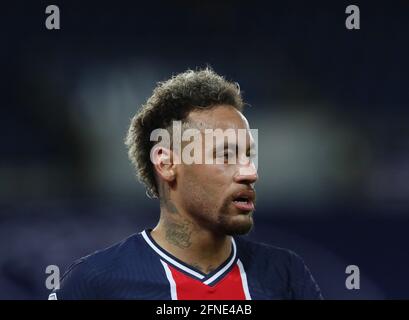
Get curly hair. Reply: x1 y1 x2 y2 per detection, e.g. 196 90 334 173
125 68 244 198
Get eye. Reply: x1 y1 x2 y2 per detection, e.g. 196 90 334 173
224 150 234 159
247 150 257 159
221 149 237 163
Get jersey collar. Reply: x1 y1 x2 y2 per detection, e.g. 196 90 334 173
140 229 238 286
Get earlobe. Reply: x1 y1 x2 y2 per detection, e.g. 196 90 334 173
160 167 176 183
165 170 176 181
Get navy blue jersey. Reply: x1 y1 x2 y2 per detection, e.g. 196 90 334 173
49 230 322 300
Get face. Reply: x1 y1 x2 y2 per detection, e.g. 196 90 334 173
175 105 258 236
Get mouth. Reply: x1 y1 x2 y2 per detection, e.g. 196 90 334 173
232 191 255 212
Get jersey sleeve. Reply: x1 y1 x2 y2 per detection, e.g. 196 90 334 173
288 251 323 300
48 259 99 300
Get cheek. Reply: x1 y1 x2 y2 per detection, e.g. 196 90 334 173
180 165 232 203
197 164 231 189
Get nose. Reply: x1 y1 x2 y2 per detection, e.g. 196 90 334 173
234 162 258 186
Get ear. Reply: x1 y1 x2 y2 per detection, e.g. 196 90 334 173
151 146 177 183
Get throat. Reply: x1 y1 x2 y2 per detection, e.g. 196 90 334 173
191 263 216 275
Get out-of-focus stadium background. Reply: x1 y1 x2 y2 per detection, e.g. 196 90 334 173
1 1 408 299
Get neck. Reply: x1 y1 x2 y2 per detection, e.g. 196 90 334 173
150 204 232 274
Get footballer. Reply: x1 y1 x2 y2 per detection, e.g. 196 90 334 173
50 68 322 300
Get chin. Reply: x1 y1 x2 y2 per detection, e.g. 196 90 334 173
219 214 254 236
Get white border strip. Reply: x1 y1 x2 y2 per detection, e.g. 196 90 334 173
142 230 204 279
160 260 178 300
203 238 237 285
237 259 252 300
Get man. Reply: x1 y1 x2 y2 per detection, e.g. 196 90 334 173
50 68 322 299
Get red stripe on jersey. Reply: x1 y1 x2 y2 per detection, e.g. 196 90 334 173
167 263 246 300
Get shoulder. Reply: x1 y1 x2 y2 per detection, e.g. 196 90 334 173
235 236 298 265
235 237 323 299
69 232 144 275
50 232 146 299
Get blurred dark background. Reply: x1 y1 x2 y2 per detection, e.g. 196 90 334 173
1 0 408 299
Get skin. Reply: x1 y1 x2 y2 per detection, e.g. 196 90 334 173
150 105 258 274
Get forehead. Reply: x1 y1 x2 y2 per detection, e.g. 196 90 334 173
187 105 250 131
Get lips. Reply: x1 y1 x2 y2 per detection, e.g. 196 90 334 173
232 190 256 212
